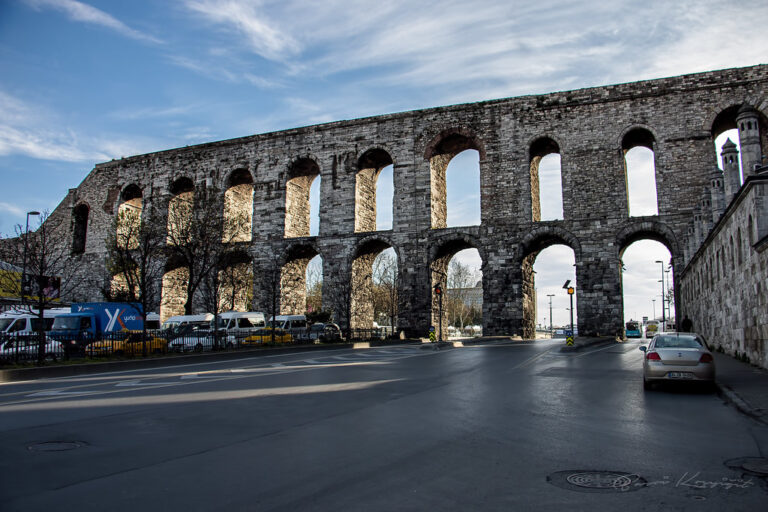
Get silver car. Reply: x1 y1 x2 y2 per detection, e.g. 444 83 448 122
639 333 716 390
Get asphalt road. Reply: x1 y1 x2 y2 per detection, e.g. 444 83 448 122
1 340 766 511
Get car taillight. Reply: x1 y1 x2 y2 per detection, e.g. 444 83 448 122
646 351 661 361
699 353 713 363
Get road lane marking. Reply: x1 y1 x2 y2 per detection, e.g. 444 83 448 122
115 380 178 387
27 390 96 397
3 346 434 407
513 347 556 369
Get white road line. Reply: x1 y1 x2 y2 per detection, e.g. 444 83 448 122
27 390 95 397
575 343 622 358
513 347 555 369
115 380 178 387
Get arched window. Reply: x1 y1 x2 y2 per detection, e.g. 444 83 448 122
355 149 393 232
622 128 658 217
426 131 482 229
117 184 143 250
737 228 743 264
72 203 89 254
530 137 563 221
167 178 194 245
350 241 398 329
223 169 253 242
160 263 189 321
729 235 735 272
218 251 253 311
285 158 320 238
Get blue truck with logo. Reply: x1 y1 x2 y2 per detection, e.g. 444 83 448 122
49 302 144 350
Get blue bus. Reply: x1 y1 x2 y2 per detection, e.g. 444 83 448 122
625 320 642 338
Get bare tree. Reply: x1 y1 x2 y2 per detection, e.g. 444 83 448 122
326 263 370 341
305 260 322 314
259 251 304 344
103 204 166 353
184 190 252 349
447 259 478 330
372 251 399 333
0 211 89 364
164 185 231 317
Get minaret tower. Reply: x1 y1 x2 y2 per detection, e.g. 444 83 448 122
736 104 763 177
709 167 725 222
721 138 741 204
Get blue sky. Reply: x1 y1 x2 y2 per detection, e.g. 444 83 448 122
1 0 765 327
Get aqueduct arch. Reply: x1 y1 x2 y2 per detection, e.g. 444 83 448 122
52 65 768 338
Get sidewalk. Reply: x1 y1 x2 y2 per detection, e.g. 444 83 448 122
713 352 768 425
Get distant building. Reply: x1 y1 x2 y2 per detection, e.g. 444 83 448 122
447 280 483 308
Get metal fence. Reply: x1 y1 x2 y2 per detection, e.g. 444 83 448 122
0 326 366 366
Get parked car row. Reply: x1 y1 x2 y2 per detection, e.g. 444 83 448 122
1 308 352 364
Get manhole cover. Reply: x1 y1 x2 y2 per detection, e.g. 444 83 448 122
725 457 768 477
742 460 768 476
548 470 646 493
28 441 86 452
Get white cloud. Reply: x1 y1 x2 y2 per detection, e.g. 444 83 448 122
0 202 24 217
647 1 768 78
184 0 299 60
0 90 170 163
176 0 767 112
109 104 198 121
25 0 162 44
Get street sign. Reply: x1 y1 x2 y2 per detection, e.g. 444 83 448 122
566 336 574 346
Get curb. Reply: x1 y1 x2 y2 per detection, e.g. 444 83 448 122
716 382 768 426
0 343 354 383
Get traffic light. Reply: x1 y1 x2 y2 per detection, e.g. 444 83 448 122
434 283 443 296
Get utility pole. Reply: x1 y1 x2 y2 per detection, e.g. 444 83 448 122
547 294 554 337
655 260 666 332
562 280 574 346
665 268 672 325
21 210 40 303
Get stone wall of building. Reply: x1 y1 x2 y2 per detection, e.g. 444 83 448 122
44 65 768 338
679 171 768 369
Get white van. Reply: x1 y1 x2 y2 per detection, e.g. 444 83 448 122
0 308 70 336
162 313 214 332
269 315 308 339
213 311 266 341
145 312 161 330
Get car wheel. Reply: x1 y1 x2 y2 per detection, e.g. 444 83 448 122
643 378 652 391
194 343 203 353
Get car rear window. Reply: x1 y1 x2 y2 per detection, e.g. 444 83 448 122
655 336 703 349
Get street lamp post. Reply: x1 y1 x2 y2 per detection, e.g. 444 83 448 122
21 211 40 303
655 260 666 332
547 294 554 337
665 268 672 324
652 299 656 320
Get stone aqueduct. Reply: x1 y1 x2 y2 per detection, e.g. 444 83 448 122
55 65 768 338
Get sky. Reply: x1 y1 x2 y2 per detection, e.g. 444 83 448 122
1 0 765 327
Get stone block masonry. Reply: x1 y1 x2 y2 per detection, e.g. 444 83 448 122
45 65 768 339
